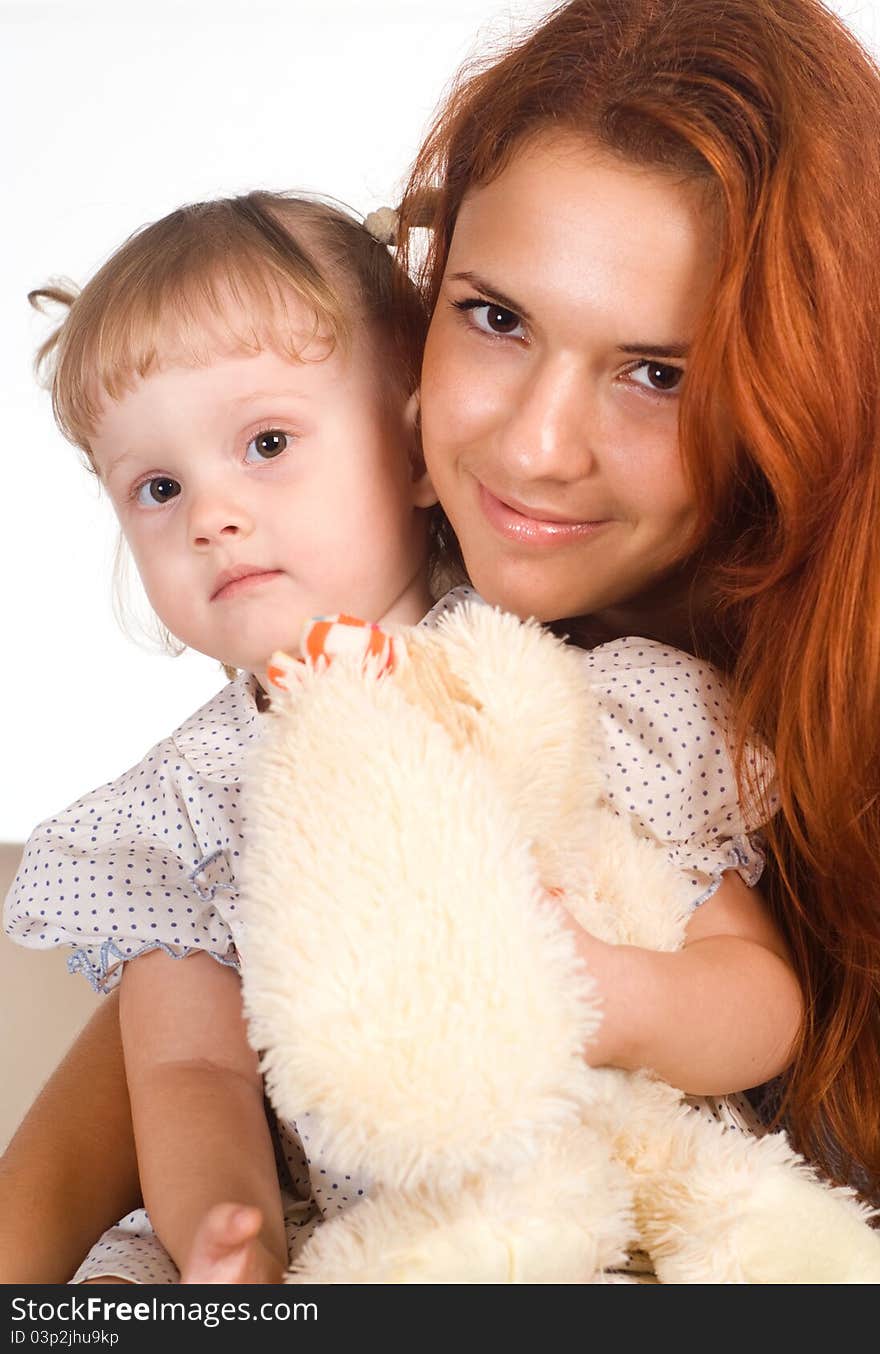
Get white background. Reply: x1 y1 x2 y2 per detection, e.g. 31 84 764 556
2 0 878 842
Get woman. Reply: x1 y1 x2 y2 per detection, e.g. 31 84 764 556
3 0 878 1283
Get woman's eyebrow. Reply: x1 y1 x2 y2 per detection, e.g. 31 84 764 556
617 341 690 359
446 271 533 323
448 272 689 357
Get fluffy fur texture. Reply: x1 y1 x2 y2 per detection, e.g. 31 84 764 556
241 603 880 1283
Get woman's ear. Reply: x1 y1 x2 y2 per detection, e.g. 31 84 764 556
405 389 438 508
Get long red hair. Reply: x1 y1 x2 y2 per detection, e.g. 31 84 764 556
398 0 880 1193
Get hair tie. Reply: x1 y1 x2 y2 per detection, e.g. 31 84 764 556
363 206 399 246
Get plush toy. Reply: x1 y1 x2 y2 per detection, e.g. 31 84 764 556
240 603 880 1283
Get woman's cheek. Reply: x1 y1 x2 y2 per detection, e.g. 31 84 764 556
424 313 487 407
422 335 466 422
446 361 512 458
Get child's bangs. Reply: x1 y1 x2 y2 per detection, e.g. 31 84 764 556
54 232 349 451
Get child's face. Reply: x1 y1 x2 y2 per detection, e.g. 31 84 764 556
420 131 718 630
90 323 436 677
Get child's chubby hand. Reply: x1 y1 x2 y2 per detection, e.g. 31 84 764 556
180 1204 284 1285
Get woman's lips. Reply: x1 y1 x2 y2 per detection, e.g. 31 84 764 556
478 482 609 544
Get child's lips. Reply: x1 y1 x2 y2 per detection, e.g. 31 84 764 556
211 566 283 601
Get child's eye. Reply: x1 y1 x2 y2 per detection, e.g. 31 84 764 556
625 361 684 397
135 476 181 507
245 429 289 462
452 298 526 340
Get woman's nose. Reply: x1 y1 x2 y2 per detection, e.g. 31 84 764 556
499 354 598 483
189 491 255 548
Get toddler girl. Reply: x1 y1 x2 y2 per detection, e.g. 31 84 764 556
6 190 441 1282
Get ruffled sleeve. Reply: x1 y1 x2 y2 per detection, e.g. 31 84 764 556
582 638 777 908
3 675 260 992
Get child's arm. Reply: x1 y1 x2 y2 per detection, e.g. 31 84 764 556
0 991 141 1284
120 949 286 1283
560 871 803 1094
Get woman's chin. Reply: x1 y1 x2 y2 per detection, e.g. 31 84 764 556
465 568 593 626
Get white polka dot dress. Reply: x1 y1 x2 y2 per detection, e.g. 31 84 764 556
4 675 260 988
580 635 775 908
4 587 776 1283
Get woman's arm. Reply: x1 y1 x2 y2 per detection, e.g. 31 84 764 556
120 949 286 1282
0 991 141 1284
560 871 803 1094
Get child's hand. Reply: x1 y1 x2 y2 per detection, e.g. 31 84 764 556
547 871 803 1093
180 1203 284 1285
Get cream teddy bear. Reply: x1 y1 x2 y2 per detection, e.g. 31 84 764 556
240 603 880 1283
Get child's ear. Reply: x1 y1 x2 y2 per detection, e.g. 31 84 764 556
404 389 438 508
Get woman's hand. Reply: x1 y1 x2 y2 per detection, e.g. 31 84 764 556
0 992 141 1284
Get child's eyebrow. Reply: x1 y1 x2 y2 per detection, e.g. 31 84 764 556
447 270 690 358
226 388 313 406
100 448 139 482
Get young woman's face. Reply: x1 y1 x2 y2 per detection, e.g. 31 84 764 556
420 132 718 630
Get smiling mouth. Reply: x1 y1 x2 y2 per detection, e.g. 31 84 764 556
478 483 609 544
211 570 284 601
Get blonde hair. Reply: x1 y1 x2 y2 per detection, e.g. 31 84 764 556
31 190 425 467
30 191 428 666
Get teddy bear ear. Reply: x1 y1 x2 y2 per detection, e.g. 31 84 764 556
300 615 405 676
265 650 305 692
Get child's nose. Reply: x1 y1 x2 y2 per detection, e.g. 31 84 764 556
189 493 255 548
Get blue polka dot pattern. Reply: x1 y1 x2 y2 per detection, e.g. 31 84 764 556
3 673 262 991
578 636 776 907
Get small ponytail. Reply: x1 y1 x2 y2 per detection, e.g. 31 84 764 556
28 282 79 385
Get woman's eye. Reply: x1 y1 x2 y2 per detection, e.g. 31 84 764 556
245 429 289 462
627 361 684 396
454 299 526 340
135 476 181 507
